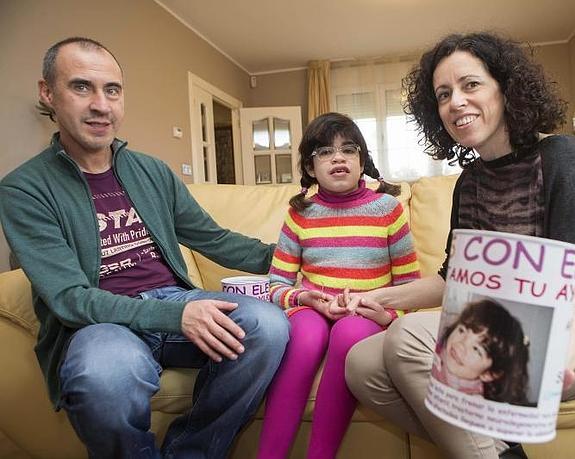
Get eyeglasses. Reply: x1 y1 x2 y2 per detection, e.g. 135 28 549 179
310 144 361 162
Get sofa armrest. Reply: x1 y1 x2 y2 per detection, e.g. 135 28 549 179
0 269 37 335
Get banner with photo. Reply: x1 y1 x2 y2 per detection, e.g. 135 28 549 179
425 230 575 443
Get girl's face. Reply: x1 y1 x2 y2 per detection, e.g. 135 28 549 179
432 50 511 161
444 323 496 382
307 134 363 195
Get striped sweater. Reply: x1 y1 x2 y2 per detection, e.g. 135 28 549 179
269 181 420 314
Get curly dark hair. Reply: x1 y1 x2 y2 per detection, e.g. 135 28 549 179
403 32 567 167
289 112 400 211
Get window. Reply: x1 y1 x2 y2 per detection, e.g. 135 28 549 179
331 62 460 182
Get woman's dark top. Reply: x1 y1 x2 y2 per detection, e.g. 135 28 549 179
439 135 575 279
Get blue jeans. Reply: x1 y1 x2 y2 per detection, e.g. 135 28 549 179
58 286 289 459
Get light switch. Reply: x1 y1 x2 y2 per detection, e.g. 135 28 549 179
181 164 193 176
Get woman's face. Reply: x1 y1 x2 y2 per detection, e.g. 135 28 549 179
432 50 511 160
444 324 495 381
307 134 363 195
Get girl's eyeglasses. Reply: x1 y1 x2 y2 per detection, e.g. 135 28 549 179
311 144 361 162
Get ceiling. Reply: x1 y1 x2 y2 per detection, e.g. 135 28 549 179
155 0 575 75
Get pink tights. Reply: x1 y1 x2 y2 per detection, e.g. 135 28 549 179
257 309 382 459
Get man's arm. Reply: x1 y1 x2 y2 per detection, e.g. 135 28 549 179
0 183 185 333
170 175 275 273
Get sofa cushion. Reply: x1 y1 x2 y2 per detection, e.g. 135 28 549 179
0 269 37 335
179 244 204 288
185 182 411 291
186 183 300 290
409 174 459 277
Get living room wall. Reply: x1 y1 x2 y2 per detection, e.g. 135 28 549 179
252 42 575 138
0 0 253 272
571 34 575 134
248 69 308 127
0 0 573 272
533 42 574 134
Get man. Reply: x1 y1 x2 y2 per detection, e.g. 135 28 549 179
0 37 289 458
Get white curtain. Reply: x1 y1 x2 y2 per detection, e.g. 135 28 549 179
331 60 460 182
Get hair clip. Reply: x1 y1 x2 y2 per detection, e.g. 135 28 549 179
523 335 530 347
377 176 386 183
300 187 308 195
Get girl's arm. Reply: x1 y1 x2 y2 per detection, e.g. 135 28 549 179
387 201 421 286
269 212 335 309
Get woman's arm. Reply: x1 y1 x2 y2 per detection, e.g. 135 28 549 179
365 274 445 311
344 274 445 326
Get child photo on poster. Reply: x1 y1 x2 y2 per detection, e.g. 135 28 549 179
431 296 552 407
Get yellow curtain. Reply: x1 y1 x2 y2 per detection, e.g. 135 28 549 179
307 60 331 123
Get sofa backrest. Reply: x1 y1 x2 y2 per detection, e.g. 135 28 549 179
0 175 456 335
408 174 458 277
185 181 413 291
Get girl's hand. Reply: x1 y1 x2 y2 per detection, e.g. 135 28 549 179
299 290 346 320
298 290 336 315
334 288 365 315
325 296 350 320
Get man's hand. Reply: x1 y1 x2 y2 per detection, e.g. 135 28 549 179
181 300 245 363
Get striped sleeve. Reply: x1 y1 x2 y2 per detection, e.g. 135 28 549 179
386 200 421 286
269 210 306 309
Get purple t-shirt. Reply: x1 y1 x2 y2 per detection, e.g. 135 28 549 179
85 169 179 296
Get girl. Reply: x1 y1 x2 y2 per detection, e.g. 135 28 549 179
345 32 575 459
257 112 420 458
432 299 529 405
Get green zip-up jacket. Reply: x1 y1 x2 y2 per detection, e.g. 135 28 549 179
0 135 274 407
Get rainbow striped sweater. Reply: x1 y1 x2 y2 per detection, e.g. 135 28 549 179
269 182 420 315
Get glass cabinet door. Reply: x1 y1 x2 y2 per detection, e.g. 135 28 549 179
240 107 302 186
275 154 293 183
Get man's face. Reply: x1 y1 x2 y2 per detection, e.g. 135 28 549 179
39 43 124 158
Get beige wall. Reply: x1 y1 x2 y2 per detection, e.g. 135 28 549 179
248 43 575 135
570 35 575 134
533 43 573 134
248 69 308 127
0 1 573 271
0 0 253 272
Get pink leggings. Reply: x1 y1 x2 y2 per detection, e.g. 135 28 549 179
257 309 382 459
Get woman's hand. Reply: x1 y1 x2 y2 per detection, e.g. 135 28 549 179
563 320 575 395
563 369 575 392
354 297 394 327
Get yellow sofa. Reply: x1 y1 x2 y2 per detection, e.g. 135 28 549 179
1 176 574 459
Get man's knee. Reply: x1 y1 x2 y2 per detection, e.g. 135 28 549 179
60 324 160 400
233 299 289 353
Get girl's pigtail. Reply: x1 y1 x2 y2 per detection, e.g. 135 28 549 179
363 154 402 196
289 176 314 211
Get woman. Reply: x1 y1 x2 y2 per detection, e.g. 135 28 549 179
344 32 575 459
